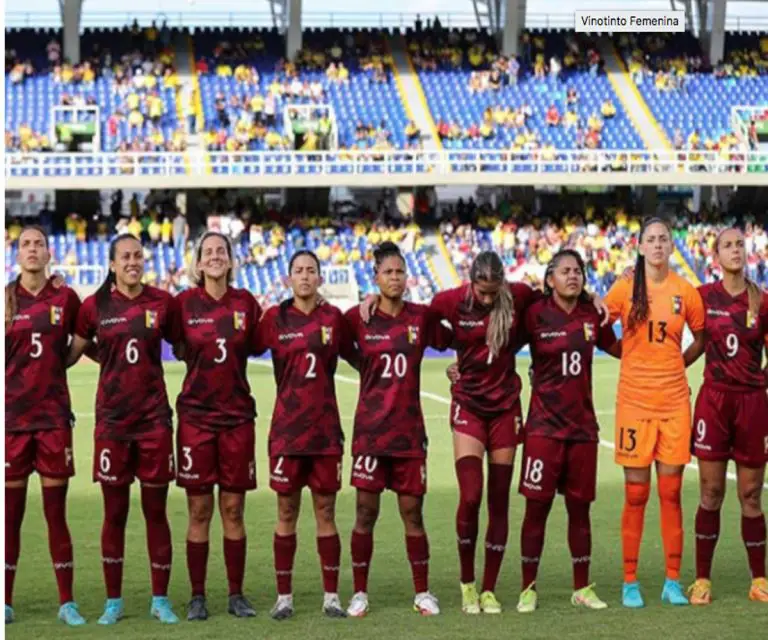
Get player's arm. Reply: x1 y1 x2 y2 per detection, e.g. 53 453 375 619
603 278 628 325
339 311 361 371
162 293 186 359
67 297 97 368
597 314 622 359
682 285 706 368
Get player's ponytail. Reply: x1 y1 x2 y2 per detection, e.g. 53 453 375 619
373 241 404 273
544 249 592 305
95 233 136 316
189 231 235 287
628 216 670 332
468 250 513 360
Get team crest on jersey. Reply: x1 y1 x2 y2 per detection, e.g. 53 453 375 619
407 325 420 344
145 310 158 328
671 296 682 315
583 322 595 341
50 305 63 326
233 311 246 330
746 310 757 329
321 326 333 345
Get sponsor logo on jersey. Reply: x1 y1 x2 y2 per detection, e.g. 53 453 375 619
321 325 333 345
145 310 158 328
540 331 567 339
234 311 246 330
583 322 594 341
458 320 484 328
101 316 127 326
707 309 730 317
279 331 305 341
50 305 63 325
188 317 214 325
12 314 31 322
407 325 419 344
364 334 390 341
671 295 682 315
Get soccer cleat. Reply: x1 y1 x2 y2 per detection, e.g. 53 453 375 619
346 592 369 618
480 590 502 614
270 594 294 621
516 584 537 613
661 579 689 606
228 594 256 618
187 595 208 621
571 584 608 610
622 582 645 608
322 593 347 618
749 577 768 603
58 602 87 626
5 605 14 624
151 596 180 623
97 598 124 625
460 582 480 615
413 592 440 616
687 579 712 606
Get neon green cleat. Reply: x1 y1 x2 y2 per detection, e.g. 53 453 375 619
516 583 537 614
479 590 501 614
460 583 480 615
571 584 608 610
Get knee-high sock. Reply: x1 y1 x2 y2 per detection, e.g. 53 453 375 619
565 496 592 590
520 499 553 589
621 481 650 583
742 514 767 579
42 485 74 604
186 540 209 597
482 463 513 593
658 475 684 580
274 533 297 595
224 537 247 596
101 484 130 599
317 534 341 594
694 506 720 580
5 485 28 607
455 456 483 585
406 534 430 594
350 530 373 593
141 485 172 597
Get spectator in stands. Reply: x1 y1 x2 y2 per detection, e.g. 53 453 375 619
545 105 561 127
600 98 616 119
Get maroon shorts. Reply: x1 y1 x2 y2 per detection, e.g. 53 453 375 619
692 386 768 468
269 454 342 495
350 454 426 496
177 421 256 493
5 429 75 481
518 435 598 503
93 429 175 486
450 399 522 451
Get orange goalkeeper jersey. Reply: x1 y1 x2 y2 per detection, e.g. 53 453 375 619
605 271 705 417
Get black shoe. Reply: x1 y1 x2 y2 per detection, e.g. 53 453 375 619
228 594 256 618
187 595 208 621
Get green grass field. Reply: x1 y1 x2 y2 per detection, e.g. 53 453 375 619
7 357 768 639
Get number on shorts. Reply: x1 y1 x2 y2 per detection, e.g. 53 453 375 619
305 353 317 379
182 446 193 472
380 353 407 379
125 338 139 364
453 403 462 423
561 351 582 377
524 457 544 484
354 455 378 474
99 448 111 473
696 419 707 443
725 333 739 358
30 332 43 359
619 427 638 452
214 338 227 363
273 456 285 476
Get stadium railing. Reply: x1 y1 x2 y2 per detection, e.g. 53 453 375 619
5 149 767 189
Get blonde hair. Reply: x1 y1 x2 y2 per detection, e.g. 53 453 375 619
467 251 514 359
189 231 236 286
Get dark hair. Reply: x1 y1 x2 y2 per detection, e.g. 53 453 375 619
628 216 672 332
467 250 514 359
95 234 142 314
543 249 591 305
373 241 404 273
6 225 50 330
192 231 234 287
715 226 763 320
289 249 321 274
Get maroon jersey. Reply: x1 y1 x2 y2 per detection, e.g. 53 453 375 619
5 280 81 433
345 302 452 459
430 282 536 418
699 282 768 391
522 297 617 441
176 286 261 430
75 285 182 440
256 301 356 456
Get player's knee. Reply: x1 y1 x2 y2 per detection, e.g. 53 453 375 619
221 501 245 527
400 504 424 532
277 499 299 526
625 482 651 507
355 502 379 531
314 499 336 525
738 483 762 515
699 483 725 511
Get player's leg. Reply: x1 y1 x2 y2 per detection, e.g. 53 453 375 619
736 464 767 602
185 490 214 620
397 491 438 616
309 456 344 617
690 460 726 605
348 480 382 617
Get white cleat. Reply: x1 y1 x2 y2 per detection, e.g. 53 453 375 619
347 592 370 618
270 594 294 621
322 593 347 618
414 592 440 616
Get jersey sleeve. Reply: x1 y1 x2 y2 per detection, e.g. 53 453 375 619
74 296 97 340
597 312 618 351
162 293 183 344
604 278 629 323
64 288 82 336
510 281 538 311
684 282 705 332
425 307 453 351
517 305 534 348
428 288 455 321
338 309 360 367
251 306 274 356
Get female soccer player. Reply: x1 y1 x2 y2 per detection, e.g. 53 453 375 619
68 233 182 625
515 250 620 613
255 250 358 620
5 226 87 626
604 217 705 608
687 227 768 605
175 232 259 621
345 242 452 617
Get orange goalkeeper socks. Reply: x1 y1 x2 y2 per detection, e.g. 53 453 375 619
658 474 684 580
622 481 650 583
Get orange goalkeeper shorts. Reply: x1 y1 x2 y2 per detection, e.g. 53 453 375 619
615 403 691 468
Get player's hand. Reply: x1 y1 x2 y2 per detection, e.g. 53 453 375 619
316 294 327 306
446 362 460 384
360 294 379 324
259 303 274 321
592 296 611 326
621 267 634 280
50 273 66 288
